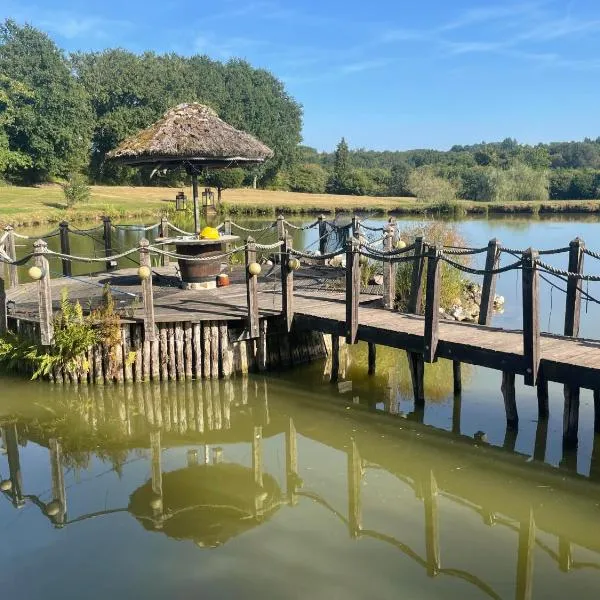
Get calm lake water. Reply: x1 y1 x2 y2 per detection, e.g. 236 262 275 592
2 213 600 598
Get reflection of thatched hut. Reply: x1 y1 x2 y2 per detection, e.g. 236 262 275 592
107 103 273 231
129 463 281 548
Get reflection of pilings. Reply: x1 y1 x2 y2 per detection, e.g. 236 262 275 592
558 537 572 572
423 469 440 577
49 438 66 525
150 430 162 498
407 352 424 407
515 508 535 600
252 426 263 488
5 424 24 507
286 418 298 506
452 393 462 435
533 418 547 462
347 439 362 539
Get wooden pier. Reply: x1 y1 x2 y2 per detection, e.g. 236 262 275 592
2 215 600 447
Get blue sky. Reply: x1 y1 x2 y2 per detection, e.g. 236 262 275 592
2 0 600 151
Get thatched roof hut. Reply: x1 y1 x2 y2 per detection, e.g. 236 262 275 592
106 102 274 168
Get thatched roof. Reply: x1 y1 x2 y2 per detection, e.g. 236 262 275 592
106 103 274 168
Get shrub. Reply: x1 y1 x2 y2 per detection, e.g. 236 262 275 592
62 172 91 207
408 167 457 204
287 163 328 193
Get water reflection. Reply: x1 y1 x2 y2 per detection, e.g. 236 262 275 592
1 378 600 598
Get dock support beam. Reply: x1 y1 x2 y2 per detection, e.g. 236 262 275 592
245 237 260 339
407 351 425 407
479 238 500 326
368 342 376 375
502 371 518 428
408 236 425 314
345 236 360 344
59 221 72 277
563 238 584 448
330 336 340 383
522 248 540 386
453 361 462 394
34 239 54 346
424 246 440 363
139 239 156 342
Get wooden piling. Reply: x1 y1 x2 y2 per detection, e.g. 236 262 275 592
192 323 201 378
138 239 156 343
407 351 425 407
367 342 376 375
0 273 6 335
219 323 233 378
150 330 160 381
318 214 327 263
330 335 340 383
522 248 540 386
479 238 500 326
175 323 185 380
594 390 600 434
168 325 176 380
424 246 440 363
345 236 360 344
210 323 219 378
281 234 294 332
276 215 285 258
34 240 54 346
501 371 518 428
408 236 426 315
453 361 462 394
245 237 260 339
183 322 193 379
382 223 396 309
102 216 115 271
159 217 169 266
59 221 72 277
563 386 580 449
159 326 168 381
122 325 133 382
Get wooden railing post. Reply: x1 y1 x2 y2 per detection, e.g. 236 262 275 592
345 236 360 344
102 216 115 272
318 214 327 263
478 238 500 326
245 237 260 339
408 236 426 314
4 226 18 288
564 237 584 337
281 233 294 332
34 239 54 346
383 224 396 309
59 221 72 277
424 245 440 363
159 217 169 267
224 217 232 236
522 248 540 386
276 215 285 264
0 272 6 335
139 238 156 342
351 215 359 239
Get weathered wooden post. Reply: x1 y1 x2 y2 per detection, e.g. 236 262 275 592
382 224 396 309
58 221 72 277
502 371 518 428
245 237 260 339
4 226 18 288
318 214 327 264
330 335 340 383
367 342 376 375
281 234 294 332
275 215 285 264
408 236 426 314
351 215 360 239
138 238 156 342
345 236 360 344
102 216 115 272
522 248 540 386
478 238 500 326
347 439 362 538
453 361 462 394
563 238 585 448
34 239 54 346
0 273 6 335
424 246 441 363
159 217 169 267
423 469 440 577
224 218 232 236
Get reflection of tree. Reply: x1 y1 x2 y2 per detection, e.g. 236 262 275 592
346 343 471 403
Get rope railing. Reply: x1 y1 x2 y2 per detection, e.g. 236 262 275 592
229 221 276 233
282 219 319 231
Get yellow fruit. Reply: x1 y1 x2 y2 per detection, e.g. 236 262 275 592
199 226 220 240
248 262 262 276
28 266 44 280
288 258 301 271
138 265 152 280
395 240 407 250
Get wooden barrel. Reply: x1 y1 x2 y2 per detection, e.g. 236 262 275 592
176 242 223 283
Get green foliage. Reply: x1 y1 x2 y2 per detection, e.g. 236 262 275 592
0 20 92 182
388 162 413 196
62 173 91 207
408 167 457 204
549 169 600 199
394 222 471 312
287 163 328 193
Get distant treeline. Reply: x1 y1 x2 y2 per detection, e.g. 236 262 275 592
1 19 599 203
0 20 301 187
275 138 600 202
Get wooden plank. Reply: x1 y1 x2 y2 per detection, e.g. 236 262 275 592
522 249 540 386
424 246 440 363
408 236 425 314
345 236 359 344
478 238 500 326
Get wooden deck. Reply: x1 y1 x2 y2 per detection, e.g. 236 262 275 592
7 265 600 390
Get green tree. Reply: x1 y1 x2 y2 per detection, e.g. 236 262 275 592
0 20 92 182
287 163 327 193
388 162 412 196
203 168 245 203
408 167 457 204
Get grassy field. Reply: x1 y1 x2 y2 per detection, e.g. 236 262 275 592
1 184 600 227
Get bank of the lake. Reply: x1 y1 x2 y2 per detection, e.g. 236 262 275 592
2 185 600 227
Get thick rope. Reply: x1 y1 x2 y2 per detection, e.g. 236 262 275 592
440 254 523 276
442 246 488 256
358 222 385 232
359 242 416 257
500 245 570 256
166 222 195 236
584 248 600 261
12 229 60 240
290 247 345 260
535 259 600 282
282 219 319 230
230 221 276 233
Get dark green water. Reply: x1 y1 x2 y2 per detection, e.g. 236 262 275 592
3 214 600 598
